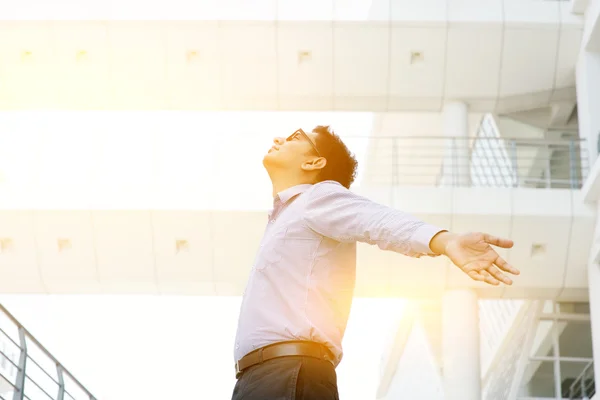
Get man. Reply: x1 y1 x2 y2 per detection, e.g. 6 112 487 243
232 126 519 400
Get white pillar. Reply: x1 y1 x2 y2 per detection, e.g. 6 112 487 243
442 101 470 187
442 290 481 400
576 51 600 169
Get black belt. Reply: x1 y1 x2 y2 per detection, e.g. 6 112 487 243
235 341 334 379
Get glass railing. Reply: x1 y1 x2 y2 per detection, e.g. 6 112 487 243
0 304 96 400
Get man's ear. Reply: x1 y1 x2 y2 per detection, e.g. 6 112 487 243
301 157 327 172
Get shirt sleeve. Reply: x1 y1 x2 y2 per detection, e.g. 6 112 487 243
303 181 446 257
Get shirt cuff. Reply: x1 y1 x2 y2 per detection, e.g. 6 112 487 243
411 224 447 255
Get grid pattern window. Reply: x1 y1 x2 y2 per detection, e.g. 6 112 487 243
471 115 517 188
516 302 595 400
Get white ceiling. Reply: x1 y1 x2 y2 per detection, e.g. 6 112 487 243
0 187 593 299
0 8 583 112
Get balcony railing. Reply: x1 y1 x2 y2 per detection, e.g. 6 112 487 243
0 304 96 400
358 136 588 189
568 361 595 400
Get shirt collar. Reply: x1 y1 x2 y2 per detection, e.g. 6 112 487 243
276 184 313 205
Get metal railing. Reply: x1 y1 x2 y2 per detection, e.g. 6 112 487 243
0 304 96 400
568 361 595 400
357 136 588 189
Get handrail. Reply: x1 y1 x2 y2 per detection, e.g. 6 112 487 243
568 360 595 399
0 303 96 400
354 135 586 144
362 134 589 189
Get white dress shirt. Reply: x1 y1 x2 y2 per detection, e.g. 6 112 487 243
233 180 444 366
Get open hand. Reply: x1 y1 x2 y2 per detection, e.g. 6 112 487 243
441 232 520 285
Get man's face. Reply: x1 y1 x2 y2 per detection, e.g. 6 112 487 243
263 129 321 172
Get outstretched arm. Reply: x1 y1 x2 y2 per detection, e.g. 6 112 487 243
304 182 520 286
303 181 445 258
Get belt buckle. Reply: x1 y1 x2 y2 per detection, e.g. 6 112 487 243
235 361 242 379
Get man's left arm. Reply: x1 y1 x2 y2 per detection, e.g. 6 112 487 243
304 182 520 286
303 181 446 258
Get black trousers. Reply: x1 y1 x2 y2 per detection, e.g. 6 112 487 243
231 356 339 400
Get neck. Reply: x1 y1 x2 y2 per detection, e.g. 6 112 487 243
268 170 313 198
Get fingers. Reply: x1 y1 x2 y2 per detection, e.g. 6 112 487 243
495 256 520 276
483 233 514 249
481 270 500 286
468 270 500 286
487 265 513 285
467 270 486 283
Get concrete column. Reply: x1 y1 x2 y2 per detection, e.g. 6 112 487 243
442 290 481 400
576 51 600 169
442 101 470 186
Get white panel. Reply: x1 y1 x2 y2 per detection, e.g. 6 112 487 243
389 26 446 98
334 0 390 21
152 211 215 295
277 23 333 107
0 212 43 293
445 26 502 98
212 212 263 295
550 86 577 102
508 216 570 291
165 22 222 110
334 24 389 96
0 0 108 19
51 22 111 109
500 28 559 96
503 286 561 299
554 28 583 88
109 22 167 109
111 0 276 20
469 98 498 113
0 22 55 109
392 187 454 214
563 216 595 288
34 211 99 292
277 0 334 20
559 1 585 27
503 0 560 25
220 22 277 109
512 188 572 217
387 97 443 110
452 188 512 215
556 288 588 302
93 211 157 291
496 90 553 114
390 0 447 23
448 0 502 22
